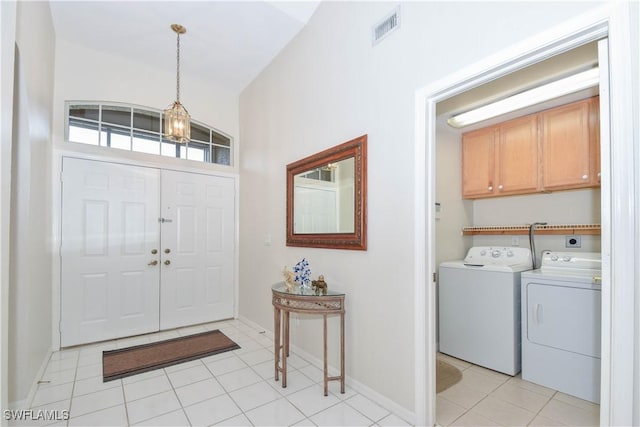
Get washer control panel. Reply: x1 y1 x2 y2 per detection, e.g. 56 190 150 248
464 246 532 267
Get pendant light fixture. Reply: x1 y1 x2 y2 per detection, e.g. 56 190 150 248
164 24 190 143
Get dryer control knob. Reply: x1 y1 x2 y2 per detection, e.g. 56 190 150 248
491 249 501 258
480 250 486 256
551 255 559 261
563 256 572 262
507 251 514 257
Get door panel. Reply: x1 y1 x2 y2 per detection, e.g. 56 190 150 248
526 282 601 358
160 170 235 329
497 115 539 194
61 158 161 347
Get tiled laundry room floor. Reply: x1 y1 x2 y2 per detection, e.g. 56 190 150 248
17 319 411 427
436 353 600 426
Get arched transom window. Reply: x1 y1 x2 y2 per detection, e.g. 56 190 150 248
66 102 232 166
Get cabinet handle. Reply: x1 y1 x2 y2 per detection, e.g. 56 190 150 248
498 184 503 190
582 174 589 180
597 172 601 178
488 186 493 191
147 260 158 266
164 260 171 266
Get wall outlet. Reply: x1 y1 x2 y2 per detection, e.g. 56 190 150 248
565 235 582 248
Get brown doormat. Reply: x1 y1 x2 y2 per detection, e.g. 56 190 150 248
436 359 463 393
103 329 240 382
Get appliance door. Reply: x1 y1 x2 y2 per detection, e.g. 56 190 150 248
525 282 601 358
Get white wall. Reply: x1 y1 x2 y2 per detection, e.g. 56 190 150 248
52 39 240 172
471 189 601 253
435 121 472 266
0 0 17 412
8 0 55 406
629 2 640 424
239 1 603 415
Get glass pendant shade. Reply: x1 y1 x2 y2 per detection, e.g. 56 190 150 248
164 24 190 143
164 101 190 143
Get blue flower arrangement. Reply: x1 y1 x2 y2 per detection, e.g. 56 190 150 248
293 258 311 288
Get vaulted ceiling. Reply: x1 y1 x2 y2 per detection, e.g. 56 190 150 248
49 1 320 94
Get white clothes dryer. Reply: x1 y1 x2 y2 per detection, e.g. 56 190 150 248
521 251 602 403
438 246 532 375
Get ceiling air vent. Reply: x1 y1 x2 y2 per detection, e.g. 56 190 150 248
372 6 400 46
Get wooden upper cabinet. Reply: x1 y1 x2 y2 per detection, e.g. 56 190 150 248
497 115 539 195
462 127 495 198
461 96 600 199
461 115 538 198
541 97 600 190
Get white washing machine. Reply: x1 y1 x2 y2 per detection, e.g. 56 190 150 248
521 251 601 403
438 246 532 375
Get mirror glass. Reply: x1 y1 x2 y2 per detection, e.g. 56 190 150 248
286 135 367 250
293 157 355 234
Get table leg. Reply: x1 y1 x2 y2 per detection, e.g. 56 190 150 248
285 311 290 358
283 310 289 388
340 311 345 393
274 306 280 381
323 313 328 396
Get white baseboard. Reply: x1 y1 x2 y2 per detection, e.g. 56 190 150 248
237 316 416 424
9 347 53 410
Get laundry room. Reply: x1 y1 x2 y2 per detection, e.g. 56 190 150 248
433 40 603 425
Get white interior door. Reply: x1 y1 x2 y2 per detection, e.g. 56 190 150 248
159 170 235 330
60 158 161 347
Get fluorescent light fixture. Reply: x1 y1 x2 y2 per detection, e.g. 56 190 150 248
447 67 599 128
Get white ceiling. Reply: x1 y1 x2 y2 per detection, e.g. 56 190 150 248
49 1 321 94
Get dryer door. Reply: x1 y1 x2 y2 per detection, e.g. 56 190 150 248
525 282 601 358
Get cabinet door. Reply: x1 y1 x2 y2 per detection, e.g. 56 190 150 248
589 97 601 185
541 98 595 190
497 115 539 195
462 127 496 198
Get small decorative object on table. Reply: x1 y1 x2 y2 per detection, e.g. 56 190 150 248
311 275 328 295
293 258 311 290
282 267 297 292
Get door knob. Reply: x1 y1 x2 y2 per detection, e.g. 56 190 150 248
151 249 158 254
164 260 171 265
164 248 171 254
148 260 158 266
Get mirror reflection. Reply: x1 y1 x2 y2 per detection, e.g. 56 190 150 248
286 134 367 250
293 157 355 234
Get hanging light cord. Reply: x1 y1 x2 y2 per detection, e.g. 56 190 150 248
175 30 181 103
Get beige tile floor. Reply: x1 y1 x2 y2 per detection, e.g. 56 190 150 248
436 353 600 426
13 319 411 427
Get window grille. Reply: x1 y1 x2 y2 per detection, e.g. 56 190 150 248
66 102 232 166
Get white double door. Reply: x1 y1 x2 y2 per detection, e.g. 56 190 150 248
60 157 235 347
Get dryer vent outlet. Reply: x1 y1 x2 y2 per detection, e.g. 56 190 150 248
565 235 582 248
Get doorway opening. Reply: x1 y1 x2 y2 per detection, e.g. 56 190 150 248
411 12 627 426
433 40 603 426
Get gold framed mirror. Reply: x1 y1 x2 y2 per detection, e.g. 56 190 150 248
286 135 367 250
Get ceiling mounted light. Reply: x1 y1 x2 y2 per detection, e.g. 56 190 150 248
164 24 190 143
447 67 600 129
